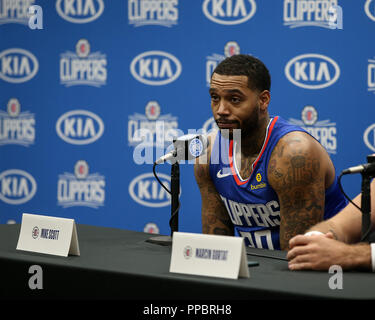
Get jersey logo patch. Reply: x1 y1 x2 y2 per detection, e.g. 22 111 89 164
216 169 231 178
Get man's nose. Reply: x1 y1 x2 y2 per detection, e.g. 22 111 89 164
216 100 230 116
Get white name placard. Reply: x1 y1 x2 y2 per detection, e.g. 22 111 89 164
16 213 80 257
169 232 249 279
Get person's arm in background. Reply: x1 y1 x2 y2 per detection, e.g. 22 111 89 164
287 180 375 271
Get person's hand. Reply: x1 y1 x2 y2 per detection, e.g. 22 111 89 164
287 233 352 271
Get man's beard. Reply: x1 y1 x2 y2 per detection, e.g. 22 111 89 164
240 104 260 139
216 104 260 141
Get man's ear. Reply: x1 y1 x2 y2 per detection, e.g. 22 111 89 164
258 90 270 111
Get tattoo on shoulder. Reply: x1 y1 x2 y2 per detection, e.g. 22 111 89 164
268 135 326 249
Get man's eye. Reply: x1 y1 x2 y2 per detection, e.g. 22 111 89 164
211 95 219 102
231 96 241 103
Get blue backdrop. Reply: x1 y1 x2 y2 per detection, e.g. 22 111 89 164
1 0 374 237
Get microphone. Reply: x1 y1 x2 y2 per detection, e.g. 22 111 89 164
155 134 209 165
341 156 375 176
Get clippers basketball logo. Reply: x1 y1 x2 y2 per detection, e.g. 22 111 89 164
0 98 35 146
32 226 39 239
57 160 105 208
130 51 181 85
368 58 375 94
283 0 341 28
202 0 256 25
183 246 193 259
364 124 375 152
0 0 35 25
56 109 104 145
206 42 240 87
60 39 107 87
365 0 375 22
289 106 337 154
129 172 178 208
285 53 340 89
128 0 178 27
0 169 37 205
56 0 104 23
143 222 160 234
128 101 178 148
0 48 38 83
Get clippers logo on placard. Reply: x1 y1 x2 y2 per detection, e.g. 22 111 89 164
0 48 38 83
0 169 37 205
56 0 104 23
285 53 340 89
128 0 178 27
202 0 256 25
56 109 104 145
32 226 39 239
289 106 337 154
206 42 241 87
130 51 181 85
183 246 193 259
0 98 35 146
60 39 107 87
57 160 105 208
0 0 35 25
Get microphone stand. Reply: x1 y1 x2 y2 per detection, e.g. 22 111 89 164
170 162 180 235
361 173 372 241
361 155 375 241
146 161 180 246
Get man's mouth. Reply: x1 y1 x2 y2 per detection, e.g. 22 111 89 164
216 120 238 129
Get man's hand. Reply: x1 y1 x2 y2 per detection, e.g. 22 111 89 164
287 233 372 271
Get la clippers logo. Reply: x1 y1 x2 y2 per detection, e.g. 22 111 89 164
364 124 375 152
32 226 39 239
0 48 39 83
0 98 35 146
56 109 104 145
0 0 35 25
128 101 178 148
206 41 241 86
130 51 182 85
202 0 256 25
285 53 340 89
56 0 104 23
289 106 337 154
183 246 193 259
128 0 178 27
283 0 342 29
129 172 179 207
57 160 105 208
60 39 107 87
365 0 375 22
0 169 37 205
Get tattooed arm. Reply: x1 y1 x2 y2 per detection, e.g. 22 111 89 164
194 134 234 236
268 131 335 250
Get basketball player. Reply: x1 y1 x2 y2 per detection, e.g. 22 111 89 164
194 54 348 250
288 179 375 271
